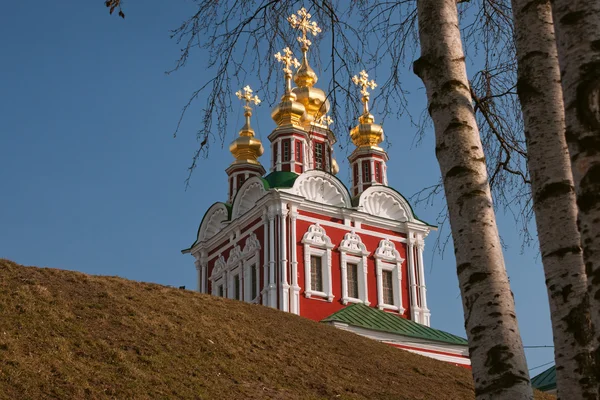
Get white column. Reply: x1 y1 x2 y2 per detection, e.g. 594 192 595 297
194 259 202 293
276 140 282 171
357 160 363 193
370 159 375 183
383 164 388 185
262 212 269 306
280 204 290 312
407 233 419 322
375 261 384 309
290 139 296 170
417 236 430 326
200 250 208 293
268 206 277 308
290 206 300 314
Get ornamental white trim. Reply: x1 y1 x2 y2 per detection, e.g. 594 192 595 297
292 170 351 207
374 239 405 313
302 223 334 301
212 254 226 279
358 186 419 223
227 245 243 267
197 203 229 243
339 231 370 305
231 177 267 219
242 233 261 254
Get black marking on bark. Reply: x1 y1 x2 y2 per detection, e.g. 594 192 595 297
534 181 574 204
560 10 586 25
521 0 550 13
577 165 600 213
476 347 529 396
470 325 486 335
445 166 473 179
561 284 573 303
516 77 542 105
592 40 600 52
489 312 502 318
444 120 473 135
563 294 593 347
457 262 471 275
468 272 490 285
413 56 431 80
576 64 600 130
442 79 470 93
544 245 581 259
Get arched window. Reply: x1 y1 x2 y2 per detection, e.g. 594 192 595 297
339 231 370 305
374 239 405 313
301 223 334 301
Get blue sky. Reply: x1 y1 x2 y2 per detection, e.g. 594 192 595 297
0 0 553 374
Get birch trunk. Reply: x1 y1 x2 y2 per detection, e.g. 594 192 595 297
551 0 600 388
413 1 532 398
511 1 597 398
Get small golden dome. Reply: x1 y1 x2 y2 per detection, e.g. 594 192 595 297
350 70 384 149
331 158 339 175
230 86 264 165
272 47 306 126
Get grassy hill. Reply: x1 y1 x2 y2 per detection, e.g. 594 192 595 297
0 259 554 400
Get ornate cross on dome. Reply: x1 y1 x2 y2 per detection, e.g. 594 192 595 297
235 85 261 110
288 7 322 50
275 47 300 95
317 114 334 127
235 85 261 136
352 70 377 114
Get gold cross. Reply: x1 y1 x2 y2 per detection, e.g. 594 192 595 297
352 70 377 97
235 85 261 110
317 114 334 127
288 7 321 49
274 47 301 75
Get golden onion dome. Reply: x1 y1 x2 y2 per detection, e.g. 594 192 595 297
350 70 384 149
331 158 340 175
230 86 264 165
272 47 306 126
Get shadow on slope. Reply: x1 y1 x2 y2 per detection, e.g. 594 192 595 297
0 259 554 400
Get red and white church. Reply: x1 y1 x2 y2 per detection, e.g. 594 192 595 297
183 8 470 368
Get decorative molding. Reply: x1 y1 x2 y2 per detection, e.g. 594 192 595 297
227 245 243 267
292 170 351 207
375 238 404 263
232 179 267 219
361 191 408 222
212 254 226 278
197 205 229 243
302 223 334 301
302 223 334 249
339 230 369 256
374 239 404 313
243 233 261 254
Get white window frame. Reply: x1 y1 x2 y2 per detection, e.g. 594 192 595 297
302 223 334 301
210 254 227 297
339 231 370 305
374 239 405 313
243 254 260 303
228 264 242 300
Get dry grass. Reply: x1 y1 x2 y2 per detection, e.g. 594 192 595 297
0 259 554 400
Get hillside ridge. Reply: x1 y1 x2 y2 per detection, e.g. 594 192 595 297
0 259 553 399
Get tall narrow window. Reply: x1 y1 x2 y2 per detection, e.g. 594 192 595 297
237 174 246 190
251 264 257 299
274 143 278 165
283 140 290 161
363 161 371 183
234 274 241 300
311 255 323 292
375 162 381 183
295 140 302 162
347 263 359 299
354 164 359 185
314 142 324 170
218 285 224 298
382 270 394 305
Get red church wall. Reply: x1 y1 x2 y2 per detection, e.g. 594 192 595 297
295 215 411 322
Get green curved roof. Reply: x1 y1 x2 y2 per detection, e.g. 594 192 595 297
531 365 556 392
322 303 467 346
262 171 299 189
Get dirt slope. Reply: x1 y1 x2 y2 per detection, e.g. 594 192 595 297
0 259 554 399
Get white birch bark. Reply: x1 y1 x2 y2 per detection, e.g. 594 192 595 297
551 1 600 387
413 1 532 398
511 1 597 398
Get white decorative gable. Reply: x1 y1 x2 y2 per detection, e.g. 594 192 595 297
243 233 261 254
301 223 334 248
292 170 351 207
358 186 418 223
232 178 267 219
227 245 243 267
375 238 404 263
213 254 226 277
197 203 229 244
339 230 369 255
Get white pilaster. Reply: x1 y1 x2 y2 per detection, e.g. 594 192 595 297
279 204 290 312
417 235 430 326
262 211 269 306
268 206 277 308
290 206 300 314
407 233 419 322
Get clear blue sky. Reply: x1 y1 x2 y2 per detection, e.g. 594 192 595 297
0 0 553 374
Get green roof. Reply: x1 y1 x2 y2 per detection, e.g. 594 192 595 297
322 304 468 346
531 365 556 392
262 171 298 189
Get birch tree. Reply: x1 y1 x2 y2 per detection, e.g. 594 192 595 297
510 0 596 398
413 0 532 398
550 1 600 386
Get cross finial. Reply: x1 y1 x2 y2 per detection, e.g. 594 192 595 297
317 114 334 127
288 7 321 51
275 47 301 76
352 70 377 114
235 85 261 111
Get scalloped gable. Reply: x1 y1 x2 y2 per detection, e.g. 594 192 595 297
231 176 268 219
291 170 352 207
196 203 231 245
358 186 423 224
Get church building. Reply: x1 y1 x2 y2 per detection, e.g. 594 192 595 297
183 8 470 368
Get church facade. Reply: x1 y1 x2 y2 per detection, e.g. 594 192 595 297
183 8 470 367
